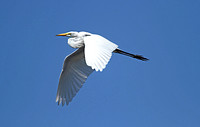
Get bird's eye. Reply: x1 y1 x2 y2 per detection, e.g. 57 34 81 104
85 34 91 37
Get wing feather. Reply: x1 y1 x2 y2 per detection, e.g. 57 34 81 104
56 47 94 106
84 35 118 71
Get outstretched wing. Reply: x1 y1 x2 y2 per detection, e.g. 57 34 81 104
84 34 118 71
56 47 94 106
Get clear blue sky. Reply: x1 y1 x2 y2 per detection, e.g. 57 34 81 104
0 0 200 127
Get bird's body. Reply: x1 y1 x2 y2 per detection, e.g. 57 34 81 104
56 31 148 106
67 32 86 48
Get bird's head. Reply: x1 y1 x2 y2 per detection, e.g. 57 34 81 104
56 31 92 38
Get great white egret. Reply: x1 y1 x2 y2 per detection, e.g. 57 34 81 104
56 31 148 106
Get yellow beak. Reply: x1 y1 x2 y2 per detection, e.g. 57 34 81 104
56 32 71 36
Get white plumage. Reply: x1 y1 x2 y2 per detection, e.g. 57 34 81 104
84 34 118 71
56 47 94 106
56 32 118 106
56 31 148 106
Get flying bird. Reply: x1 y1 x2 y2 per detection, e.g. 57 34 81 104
56 31 148 106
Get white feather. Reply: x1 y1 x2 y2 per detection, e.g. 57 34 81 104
56 47 94 106
84 34 118 71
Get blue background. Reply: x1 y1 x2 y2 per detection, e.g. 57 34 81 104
0 0 200 127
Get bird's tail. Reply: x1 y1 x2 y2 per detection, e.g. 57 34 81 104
113 48 149 61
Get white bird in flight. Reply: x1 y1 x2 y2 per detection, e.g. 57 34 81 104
56 31 148 106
